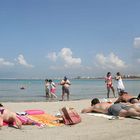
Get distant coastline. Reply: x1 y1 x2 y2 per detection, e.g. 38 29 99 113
73 75 140 80
0 75 140 80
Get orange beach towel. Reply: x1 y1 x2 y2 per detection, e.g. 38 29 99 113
27 114 63 127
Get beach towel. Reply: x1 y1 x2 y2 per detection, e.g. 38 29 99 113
16 115 38 125
87 113 124 120
24 109 45 115
27 114 63 127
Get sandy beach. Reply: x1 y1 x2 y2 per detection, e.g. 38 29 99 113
1 99 140 140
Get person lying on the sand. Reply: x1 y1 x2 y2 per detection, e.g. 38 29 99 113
81 98 140 117
114 91 140 104
0 103 22 129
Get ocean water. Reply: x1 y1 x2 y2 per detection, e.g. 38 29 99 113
0 79 139 102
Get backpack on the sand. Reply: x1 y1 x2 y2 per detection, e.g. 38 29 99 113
60 107 81 125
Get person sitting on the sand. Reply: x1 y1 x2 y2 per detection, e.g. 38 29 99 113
114 91 140 104
0 103 22 129
81 98 140 117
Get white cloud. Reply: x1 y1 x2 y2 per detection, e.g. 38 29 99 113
59 48 81 67
134 37 140 48
47 52 57 62
0 58 14 66
17 54 34 68
49 65 63 70
95 52 127 69
47 48 82 68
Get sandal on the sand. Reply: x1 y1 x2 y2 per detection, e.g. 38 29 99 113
108 116 124 120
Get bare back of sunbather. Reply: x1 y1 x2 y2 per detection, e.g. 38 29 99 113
81 102 112 114
93 102 112 114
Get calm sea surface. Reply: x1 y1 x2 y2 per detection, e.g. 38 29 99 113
0 79 139 102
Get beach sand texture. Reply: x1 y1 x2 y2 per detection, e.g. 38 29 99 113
1 100 140 140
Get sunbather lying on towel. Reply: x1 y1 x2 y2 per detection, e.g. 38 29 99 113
114 91 140 104
0 103 22 129
81 98 140 117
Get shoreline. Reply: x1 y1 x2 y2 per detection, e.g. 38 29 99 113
0 98 90 103
0 96 117 103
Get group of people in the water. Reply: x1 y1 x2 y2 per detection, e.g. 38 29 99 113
45 79 57 98
105 72 125 98
45 72 133 101
45 76 71 101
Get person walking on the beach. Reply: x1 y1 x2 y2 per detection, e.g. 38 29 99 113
81 98 140 118
115 72 125 95
49 79 57 98
0 103 22 129
60 76 71 101
105 72 115 98
45 79 50 98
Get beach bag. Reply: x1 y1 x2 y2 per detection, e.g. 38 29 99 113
60 107 81 125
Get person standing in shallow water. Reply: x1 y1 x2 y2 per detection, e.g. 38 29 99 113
105 72 116 98
49 79 57 98
60 76 71 101
45 79 50 98
115 72 125 95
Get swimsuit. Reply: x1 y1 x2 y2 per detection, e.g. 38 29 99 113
62 86 70 94
0 108 4 114
107 83 113 88
116 77 125 91
108 103 131 116
105 76 113 88
129 98 139 103
62 79 70 94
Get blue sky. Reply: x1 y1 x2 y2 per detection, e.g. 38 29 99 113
0 0 140 79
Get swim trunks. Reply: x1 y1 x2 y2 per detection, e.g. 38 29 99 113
62 86 69 94
108 103 131 116
129 98 139 103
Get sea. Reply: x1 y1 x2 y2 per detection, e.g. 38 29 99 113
0 79 139 102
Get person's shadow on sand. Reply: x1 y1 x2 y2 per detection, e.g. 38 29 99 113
128 116 140 120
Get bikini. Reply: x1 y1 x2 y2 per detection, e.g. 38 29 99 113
0 108 4 114
129 98 139 103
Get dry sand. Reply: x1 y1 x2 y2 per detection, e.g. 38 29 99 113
0 99 140 140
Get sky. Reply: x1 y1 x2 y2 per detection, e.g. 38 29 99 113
0 0 140 79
